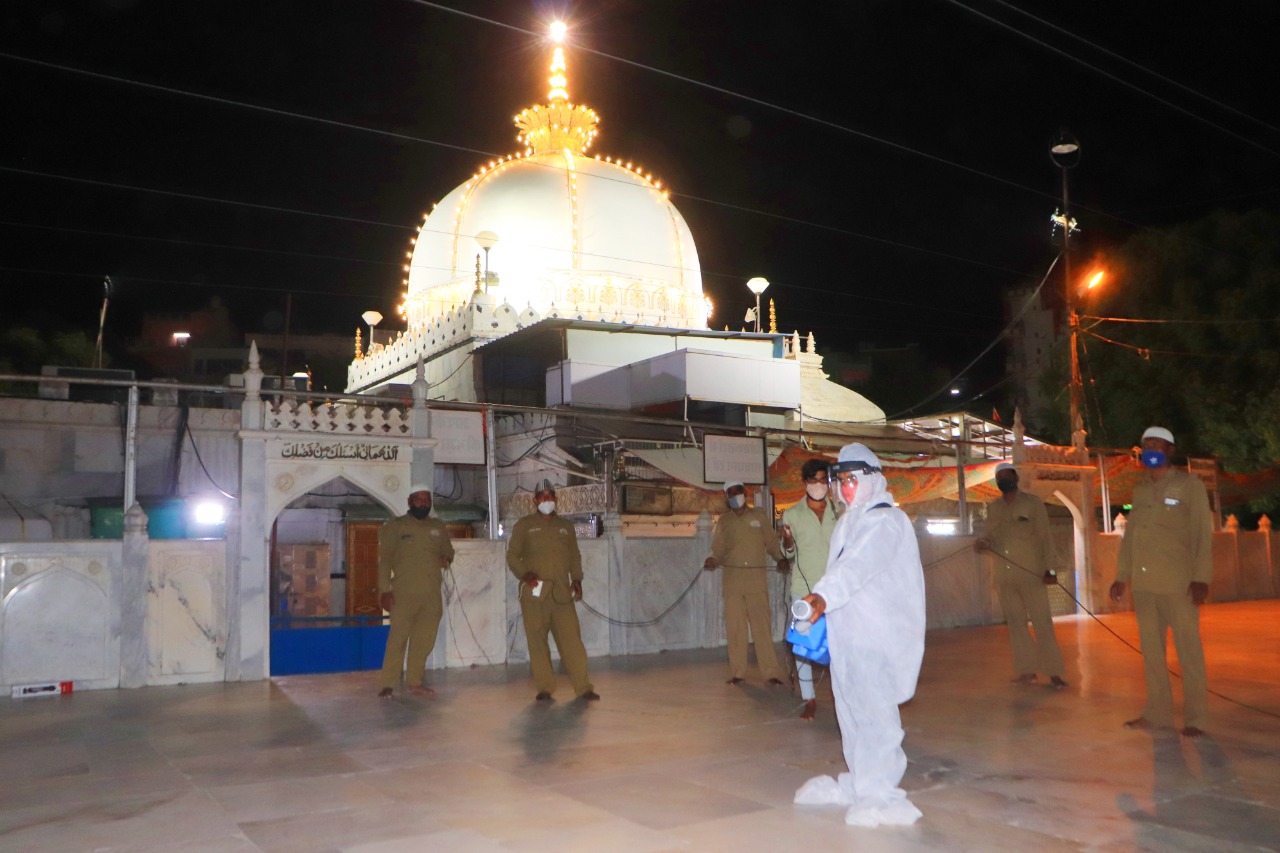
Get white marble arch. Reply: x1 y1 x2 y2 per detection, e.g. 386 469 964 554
263 443 418 524
1 555 119 689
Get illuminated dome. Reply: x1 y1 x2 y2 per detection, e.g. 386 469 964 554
399 39 706 329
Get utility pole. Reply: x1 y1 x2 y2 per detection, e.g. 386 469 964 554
1050 131 1084 450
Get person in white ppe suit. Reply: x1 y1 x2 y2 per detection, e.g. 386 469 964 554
794 443 927 828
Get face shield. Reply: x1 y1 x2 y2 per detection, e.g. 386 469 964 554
829 459 882 507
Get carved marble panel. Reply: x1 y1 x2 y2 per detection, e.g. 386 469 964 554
440 541 506 668
147 541 226 684
0 551 119 688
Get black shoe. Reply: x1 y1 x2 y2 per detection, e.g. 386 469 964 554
535 691 553 702
580 690 601 701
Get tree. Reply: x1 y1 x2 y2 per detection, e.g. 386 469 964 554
1048 208 1280 504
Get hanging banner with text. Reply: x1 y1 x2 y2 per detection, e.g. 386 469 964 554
703 435 765 485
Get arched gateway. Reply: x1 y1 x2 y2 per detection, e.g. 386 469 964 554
230 344 438 680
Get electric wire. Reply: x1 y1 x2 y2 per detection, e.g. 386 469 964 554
993 551 1280 722
980 0 1280 139
183 422 238 500
3 19 1263 278
441 571 494 666
1082 314 1280 327
880 253 1061 420
1082 327 1242 361
0 54 1031 282
403 1 1067 206
937 0 1280 160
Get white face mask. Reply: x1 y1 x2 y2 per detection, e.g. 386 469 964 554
727 494 746 509
537 500 556 515
805 482 829 501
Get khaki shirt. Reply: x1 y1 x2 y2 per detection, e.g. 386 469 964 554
781 499 837 598
1117 468 1213 594
378 514 455 595
506 512 582 592
979 491 1053 586
712 506 783 595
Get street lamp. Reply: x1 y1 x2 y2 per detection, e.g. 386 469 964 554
1050 129 1085 449
361 310 383 352
746 277 770 333
475 230 498 292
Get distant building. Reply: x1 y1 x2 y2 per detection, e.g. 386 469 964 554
1003 283 1059 431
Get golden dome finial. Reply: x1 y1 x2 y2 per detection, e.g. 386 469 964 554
514 22 599 156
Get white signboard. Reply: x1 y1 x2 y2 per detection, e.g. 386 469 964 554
703 435 765 485
432 409 486 465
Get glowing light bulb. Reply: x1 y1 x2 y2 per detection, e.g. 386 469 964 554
550 20 567 42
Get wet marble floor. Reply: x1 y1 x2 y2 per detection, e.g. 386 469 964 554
1 600 1277 852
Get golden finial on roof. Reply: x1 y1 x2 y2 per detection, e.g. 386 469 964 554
473 254 484 295
769 299 777 333
514 22 600 156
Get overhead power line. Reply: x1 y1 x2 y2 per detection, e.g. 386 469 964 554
937 0 1280 160
0 51 1031 281
982 0 1280 139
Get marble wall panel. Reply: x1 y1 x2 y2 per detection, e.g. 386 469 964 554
919 535 990 629
578 539 611 658
147 541 226 685
0 546 121 690
439 540 506 668
618 538 707 655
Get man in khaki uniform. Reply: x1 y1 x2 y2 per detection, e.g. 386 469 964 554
1110 426 1213 737
975 462 1068 689
703 481 789 686
377 485 455 698
506 480 598 702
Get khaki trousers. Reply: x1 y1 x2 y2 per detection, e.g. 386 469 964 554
1133 590 1208 728
997 582 1065 677
724 589 784 680
379 591 443 689
520 590 593 697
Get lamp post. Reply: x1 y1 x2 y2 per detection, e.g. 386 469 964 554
361 310 383 352
475 231 499 292
746 277 770 333
1050 130 1084 449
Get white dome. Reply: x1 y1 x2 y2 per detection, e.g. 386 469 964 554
395 40 706 332
403 152 704 328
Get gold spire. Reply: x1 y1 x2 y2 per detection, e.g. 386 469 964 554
514 23 600 155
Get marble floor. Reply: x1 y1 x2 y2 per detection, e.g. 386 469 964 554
2 600 1278 852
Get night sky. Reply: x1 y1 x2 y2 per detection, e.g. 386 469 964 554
5 1 1280 403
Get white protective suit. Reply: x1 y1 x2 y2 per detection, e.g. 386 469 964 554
794 444 927 828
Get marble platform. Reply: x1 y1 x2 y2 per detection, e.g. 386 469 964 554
1 600 1277 852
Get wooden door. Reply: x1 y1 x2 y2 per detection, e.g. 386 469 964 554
345 521 384 618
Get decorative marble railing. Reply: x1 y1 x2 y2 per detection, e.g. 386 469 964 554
1023 443 1089 466
501 483 608 518
264 399 411 436
347 285 709 392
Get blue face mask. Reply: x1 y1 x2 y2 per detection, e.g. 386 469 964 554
1140 449 1167 469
